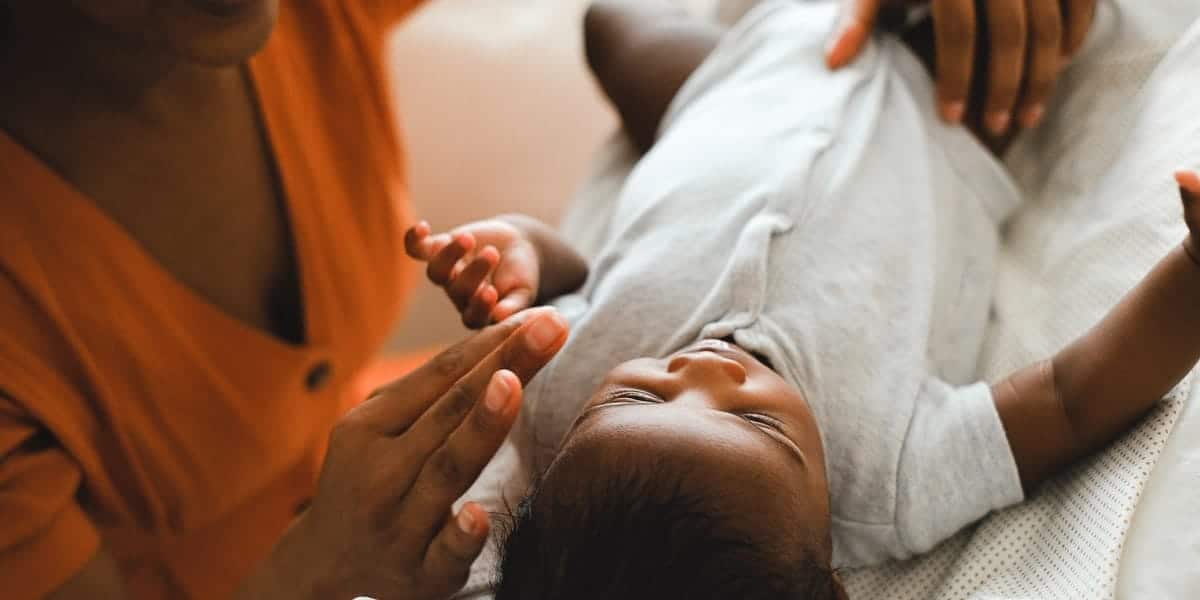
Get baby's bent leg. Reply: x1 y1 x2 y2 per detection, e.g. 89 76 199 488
585 0 724 153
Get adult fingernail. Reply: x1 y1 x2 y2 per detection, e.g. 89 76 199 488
941 101 965 124
457 507 478 534
1020 105 1045 129
484 371 510 414
986 111 1011 135
524 312 566 353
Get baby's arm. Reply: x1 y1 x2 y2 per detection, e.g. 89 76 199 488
584 0 722 153
994 171 1200 492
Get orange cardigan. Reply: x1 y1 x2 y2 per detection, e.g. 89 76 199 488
0 2 424 597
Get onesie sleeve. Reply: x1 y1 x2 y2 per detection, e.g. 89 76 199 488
893 379 1025 557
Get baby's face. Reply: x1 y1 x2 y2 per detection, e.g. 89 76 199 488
555 339 832 553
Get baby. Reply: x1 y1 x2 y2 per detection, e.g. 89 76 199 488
406 2 1200 598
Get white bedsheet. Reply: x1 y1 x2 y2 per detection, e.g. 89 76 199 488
557 1 1200 597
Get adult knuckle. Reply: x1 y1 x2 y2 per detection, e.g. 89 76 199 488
330 414 366 445
432 345 467 378
429 447 466 486
443 540 479 568
441 384 476 420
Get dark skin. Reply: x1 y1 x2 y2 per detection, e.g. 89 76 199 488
410 1 1200 589
827 0 1097 134
1 2 574 598
0 1 303 344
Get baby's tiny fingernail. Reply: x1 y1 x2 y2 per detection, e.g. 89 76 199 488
524 312 567 353
941 101 965 124
986 111 1012 135
484 371 511 414
1020 105 1045 129
457 507 478 534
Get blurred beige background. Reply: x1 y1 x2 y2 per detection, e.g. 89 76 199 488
384 0 718 352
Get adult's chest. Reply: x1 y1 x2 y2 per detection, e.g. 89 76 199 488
1 70 408 536
54 72 304 345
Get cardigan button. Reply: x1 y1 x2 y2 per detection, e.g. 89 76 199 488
305 360 332 392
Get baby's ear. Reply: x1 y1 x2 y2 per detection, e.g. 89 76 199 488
832 569 850 600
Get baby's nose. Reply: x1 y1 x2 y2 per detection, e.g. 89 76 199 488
667 350 748 385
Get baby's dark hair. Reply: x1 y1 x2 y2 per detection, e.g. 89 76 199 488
492 454 841 600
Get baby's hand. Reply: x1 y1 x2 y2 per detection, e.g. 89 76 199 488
405 219 541 329
1178 170 1200 265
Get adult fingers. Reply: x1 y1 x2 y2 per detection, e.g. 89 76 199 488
421 502 490 593
1061 0 1096 57
932 0 978 123
447 247 499 311
1178 170 1200 261
401 371 523 543
402 310 566 452
348 311 533 432
427 233 476 286
1017 0 1063 129
462 285 499 330
981 0 1027 136
825 0 882 69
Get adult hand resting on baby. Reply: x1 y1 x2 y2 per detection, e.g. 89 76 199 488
826 0 1096 135
406 216 589 329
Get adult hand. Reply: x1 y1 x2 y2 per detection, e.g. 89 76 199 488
242 308 569 600
825 0 1096 134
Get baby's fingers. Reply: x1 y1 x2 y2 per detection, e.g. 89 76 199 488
405 221 435 260
448 247 501 311
492 288 536 323
1178 170 1200 211
463 286 500 330
428 233 477 286
406 222 459 267
1177 170 1200 264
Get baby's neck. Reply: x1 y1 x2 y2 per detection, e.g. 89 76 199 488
721 336 777 371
